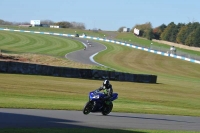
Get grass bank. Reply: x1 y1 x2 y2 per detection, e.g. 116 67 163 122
0 73 199 116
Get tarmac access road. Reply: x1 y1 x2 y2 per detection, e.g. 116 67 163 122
0 108 200 131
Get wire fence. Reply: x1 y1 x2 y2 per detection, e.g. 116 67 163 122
150 45 200 61
110 38 200 61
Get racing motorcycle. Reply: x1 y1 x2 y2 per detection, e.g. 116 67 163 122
83 89 118 115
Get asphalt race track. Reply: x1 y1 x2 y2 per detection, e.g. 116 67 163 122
0 109 200 131
1 38 200 131
66 37 106 66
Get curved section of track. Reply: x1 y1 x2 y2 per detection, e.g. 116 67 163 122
66 38 106 66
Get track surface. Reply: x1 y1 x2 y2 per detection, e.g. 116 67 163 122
1 38 200 131
0 109 200 131
66 38 106 65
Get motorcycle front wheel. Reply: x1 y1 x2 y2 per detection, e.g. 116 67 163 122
83 101 93 115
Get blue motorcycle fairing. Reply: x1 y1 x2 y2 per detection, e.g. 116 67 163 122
110 93 118 101
88 91 118 112
89 91 118 101
83 89 118 115
89 91 105 101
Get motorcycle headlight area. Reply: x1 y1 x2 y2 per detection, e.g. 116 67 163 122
91 93 99 99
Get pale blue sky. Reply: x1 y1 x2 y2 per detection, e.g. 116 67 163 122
0 0 199 31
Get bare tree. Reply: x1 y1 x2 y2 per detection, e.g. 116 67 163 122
71 21 85 29
0 19 12 25
118 26 126 32
41 20 55 25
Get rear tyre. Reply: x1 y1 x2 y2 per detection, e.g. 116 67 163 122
83 102 92 115
102 102 113 115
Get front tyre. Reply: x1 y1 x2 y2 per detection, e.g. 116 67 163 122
102 102 113 115
83 101 92 115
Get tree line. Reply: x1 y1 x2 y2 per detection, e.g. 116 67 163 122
118 22 200 47
0 19 85 29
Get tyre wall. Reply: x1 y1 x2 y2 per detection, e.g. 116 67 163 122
0 61 157 83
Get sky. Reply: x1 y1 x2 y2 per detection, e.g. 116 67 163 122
0 0 199 31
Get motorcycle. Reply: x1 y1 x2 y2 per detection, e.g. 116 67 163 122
83 89 118 115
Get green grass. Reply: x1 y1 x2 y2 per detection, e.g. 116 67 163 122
0 30 84 57
1 25 200 57
0 30 112 71
0 26 200 131
0 73 199 116
0 27 200 117
0 25 107 38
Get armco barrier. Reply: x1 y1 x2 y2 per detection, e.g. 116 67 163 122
0 61 157 83
0 28 199 64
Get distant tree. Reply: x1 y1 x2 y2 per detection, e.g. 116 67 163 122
159 24 167 32
185 22 200 40
118 26 126 32
160 22 178 42
193 27 200 47
185 30 196 46
132 22 153 40
71 22 85 29
170 25 180 42
185 26 200 47
21 22 30 25
0 19 4 24
0 19 12 25
147 29 154 40
152 24 167 40
152 27 160 39
55 21 72 28
180 22 200 47
176 26 188 44
41 20 54 25
92 28 98 32
171 23 185 42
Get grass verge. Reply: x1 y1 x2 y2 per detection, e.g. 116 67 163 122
0 73 199 116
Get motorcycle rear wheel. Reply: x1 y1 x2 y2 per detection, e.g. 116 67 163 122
102 102 113 115
83 101 93 115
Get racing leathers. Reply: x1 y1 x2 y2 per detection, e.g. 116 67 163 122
97 84 113 101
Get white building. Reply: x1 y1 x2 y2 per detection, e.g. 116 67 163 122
50 25 60 28
123 28 130 32
30 20 40 27
134 28 140 35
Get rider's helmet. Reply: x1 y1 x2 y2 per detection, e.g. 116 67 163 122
103 80 109 89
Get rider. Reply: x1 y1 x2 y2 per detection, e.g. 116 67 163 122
97 80 113 102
